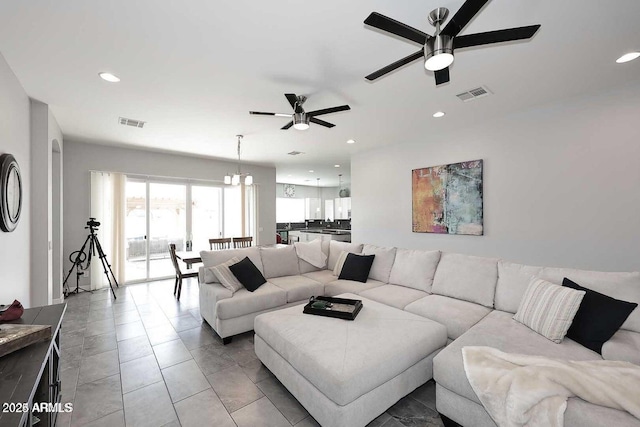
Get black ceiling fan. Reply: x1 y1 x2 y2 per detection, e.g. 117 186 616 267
250 94 350 130
364 0 541 85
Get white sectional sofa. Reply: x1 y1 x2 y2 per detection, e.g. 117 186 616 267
198 241 640 427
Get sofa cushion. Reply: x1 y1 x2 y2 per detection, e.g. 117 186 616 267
513 278 585 343
268 275 324 303
405 295 492 340
328 241 363 271
229 257 268 292
495 260 544 313
362 245 397 283
338 253 375 283
201 247 264 283
431 253 498 308
297 240 330 274
433 310 601 406
260 245 300 279
216 282 287 320
602 329 640 365
324 278 385 297
359 285 428 310
302 270 337 284
388 249 441 292
563 278 638 354
540 267 640 333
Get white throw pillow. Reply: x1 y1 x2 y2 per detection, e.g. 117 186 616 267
362 245 397 283
513 277 585 343
295 239 327 269
210 257 243 293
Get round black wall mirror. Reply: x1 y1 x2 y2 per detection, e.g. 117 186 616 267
0 154 23 232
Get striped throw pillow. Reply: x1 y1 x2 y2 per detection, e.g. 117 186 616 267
513 278 585 343
333 251 350 276
211 257 244 293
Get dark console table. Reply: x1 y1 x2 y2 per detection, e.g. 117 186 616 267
0 304 66 426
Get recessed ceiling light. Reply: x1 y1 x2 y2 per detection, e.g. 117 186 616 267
616 52 640 64
346 139 356 144
433 111 446 118
308 170 314 173
334 164 340 168
99 72 120 83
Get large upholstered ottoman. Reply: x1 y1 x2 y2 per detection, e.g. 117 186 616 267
254 293 448 427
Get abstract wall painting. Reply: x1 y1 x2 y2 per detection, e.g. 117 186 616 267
412 159 483 236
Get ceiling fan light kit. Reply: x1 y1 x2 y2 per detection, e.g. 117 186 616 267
293 112 310 130
364 0 541 85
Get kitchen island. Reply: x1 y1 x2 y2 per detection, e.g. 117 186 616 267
288 229 351 243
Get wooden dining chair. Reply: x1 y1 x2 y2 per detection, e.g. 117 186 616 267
232 236 253 248
169 243 198 300
209 237 231 250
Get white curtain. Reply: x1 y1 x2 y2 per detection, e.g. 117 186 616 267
90 172 126 289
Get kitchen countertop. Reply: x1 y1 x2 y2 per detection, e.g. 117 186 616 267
280 228 351 235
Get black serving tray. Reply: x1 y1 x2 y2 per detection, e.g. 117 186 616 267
303 296 363 321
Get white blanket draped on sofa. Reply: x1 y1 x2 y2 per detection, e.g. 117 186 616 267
462 346 640 427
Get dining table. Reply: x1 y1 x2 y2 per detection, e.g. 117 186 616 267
176 243 288 268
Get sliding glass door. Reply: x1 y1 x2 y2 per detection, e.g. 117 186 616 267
192 185 223 252
125 180 147 282
123 177 253 283
149 183 186 279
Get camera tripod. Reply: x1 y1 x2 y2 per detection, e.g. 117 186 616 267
63 218 119 299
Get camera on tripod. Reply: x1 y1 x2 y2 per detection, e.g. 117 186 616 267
63 217 119 299
86 218 101 229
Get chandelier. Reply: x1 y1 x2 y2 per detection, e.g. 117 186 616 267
224 135 253 186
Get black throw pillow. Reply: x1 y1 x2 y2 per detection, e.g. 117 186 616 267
229 257 267 292
562 277 638 354
338 253 375 283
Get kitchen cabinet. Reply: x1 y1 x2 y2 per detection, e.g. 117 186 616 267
305 198 322 219
334 197 351 219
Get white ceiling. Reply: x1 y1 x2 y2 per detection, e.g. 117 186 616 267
1 0 639 187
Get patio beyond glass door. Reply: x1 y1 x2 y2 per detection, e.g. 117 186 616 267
149 183 187 279
192 185 223 252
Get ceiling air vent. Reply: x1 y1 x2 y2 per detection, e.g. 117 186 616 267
119 117 146 128
287 151 304 156
456 86 492 102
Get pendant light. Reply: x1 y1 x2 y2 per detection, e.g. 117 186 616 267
224 135 253 185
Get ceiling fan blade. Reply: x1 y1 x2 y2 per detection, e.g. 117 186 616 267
307 105 351 117
454 25 541 49
365 49 424 81
441 0 489 38
309 117 335 128
434 67 450 86
250 111 292 118
364 12 429 45
281 121 294 130
284 93 298 110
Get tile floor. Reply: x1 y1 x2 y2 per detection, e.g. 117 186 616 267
57 279 444 427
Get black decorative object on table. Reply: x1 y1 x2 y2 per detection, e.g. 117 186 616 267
62 217 119 299
304 296 363 321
